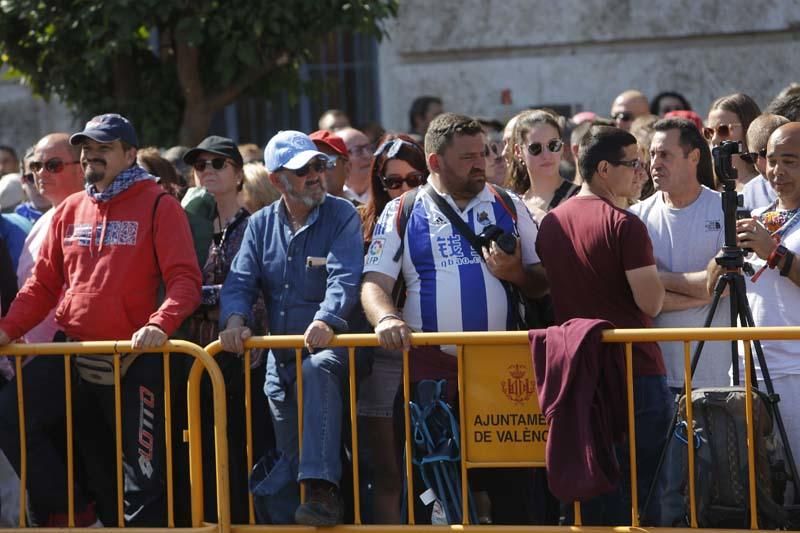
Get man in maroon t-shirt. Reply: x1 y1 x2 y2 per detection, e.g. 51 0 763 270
536 126 671 526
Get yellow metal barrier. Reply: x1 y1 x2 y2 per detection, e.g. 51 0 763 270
0 340 228 533
195 327 799 533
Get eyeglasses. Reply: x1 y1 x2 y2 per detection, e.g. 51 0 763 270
291 158 331 178
29 158 81 174
349 143 375 158
608 159 643 169
739 148 767 165
192 158 229 172
702 123 741 141
612 112 634 122
527 139 563 157
381 171 426 190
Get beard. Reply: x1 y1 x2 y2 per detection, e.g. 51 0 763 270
83 159 107 185
280 174 327 208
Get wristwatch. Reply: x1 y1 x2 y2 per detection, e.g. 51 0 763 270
780 250 795 277
767 245 788 269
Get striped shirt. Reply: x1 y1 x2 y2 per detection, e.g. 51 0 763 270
364 183 540 335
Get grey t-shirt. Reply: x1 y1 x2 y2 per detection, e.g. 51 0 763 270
631 187 731 388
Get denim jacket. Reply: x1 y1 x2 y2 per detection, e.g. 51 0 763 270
219 195 364 356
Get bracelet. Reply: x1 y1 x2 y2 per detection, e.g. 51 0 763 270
780 251 794 277
377 313 403 324
767 245 788 269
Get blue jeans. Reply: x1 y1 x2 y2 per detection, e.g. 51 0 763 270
264 348 348 524
562 375 672 526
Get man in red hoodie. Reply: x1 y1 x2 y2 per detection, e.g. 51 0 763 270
0 114 201 526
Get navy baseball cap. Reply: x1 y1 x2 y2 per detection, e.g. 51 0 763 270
69 113 139 147
264 130 326 173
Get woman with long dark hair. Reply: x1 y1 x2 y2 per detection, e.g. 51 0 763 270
359 133 426 524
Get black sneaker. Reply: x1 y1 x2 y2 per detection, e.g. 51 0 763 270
294 479 344 526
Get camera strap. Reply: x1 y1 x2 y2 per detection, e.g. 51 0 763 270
422 184 487 260
422 184 528 330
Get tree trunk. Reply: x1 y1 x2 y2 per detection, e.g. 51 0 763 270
178 103 213 147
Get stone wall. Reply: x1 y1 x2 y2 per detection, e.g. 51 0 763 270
378 0 800 130
0 78 78 161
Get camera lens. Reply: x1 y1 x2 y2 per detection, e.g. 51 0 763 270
496 233 517 255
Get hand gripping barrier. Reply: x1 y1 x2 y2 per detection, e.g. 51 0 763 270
0 340 227 533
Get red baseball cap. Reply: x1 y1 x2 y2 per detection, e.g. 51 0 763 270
664 110 704 132
310 130 348 158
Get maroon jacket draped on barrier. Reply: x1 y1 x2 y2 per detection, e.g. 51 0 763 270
529 318 627 502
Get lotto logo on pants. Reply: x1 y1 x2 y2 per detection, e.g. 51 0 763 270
138 386 155 479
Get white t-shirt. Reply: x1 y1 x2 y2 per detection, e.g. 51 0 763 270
745 205 800 378
364 183 539 337
631 186 731 388
741 175 776 213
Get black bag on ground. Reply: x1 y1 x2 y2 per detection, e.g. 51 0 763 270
661 387 798 528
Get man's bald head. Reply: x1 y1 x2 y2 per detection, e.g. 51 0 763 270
768 122 800 150
32 132 84 205
35 133 80 157
611 90 650 130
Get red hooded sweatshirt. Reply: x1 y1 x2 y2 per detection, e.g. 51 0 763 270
0 180 201 341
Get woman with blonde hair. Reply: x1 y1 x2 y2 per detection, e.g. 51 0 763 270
241 162 280 213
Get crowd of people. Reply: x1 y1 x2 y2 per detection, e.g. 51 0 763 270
0 83 799 528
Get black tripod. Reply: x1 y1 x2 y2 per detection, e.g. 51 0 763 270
643 141 800 521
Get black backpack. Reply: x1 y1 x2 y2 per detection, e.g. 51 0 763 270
661 387 799 528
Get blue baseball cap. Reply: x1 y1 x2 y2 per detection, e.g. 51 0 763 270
263 130 326 173
69 113 139 147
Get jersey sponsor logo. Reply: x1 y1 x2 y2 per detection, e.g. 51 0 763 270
366 238 385 265
435 234 480 267
705 219 722 231
64 222 139 247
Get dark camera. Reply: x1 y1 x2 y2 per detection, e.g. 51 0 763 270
478 224 517 254
712 140 744 185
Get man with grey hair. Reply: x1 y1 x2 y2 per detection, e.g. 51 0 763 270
337 127 373 204
218 130 364 526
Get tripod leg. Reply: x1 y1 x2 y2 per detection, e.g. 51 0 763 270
689 274 728 376
734 275 800 498
727 274 741 386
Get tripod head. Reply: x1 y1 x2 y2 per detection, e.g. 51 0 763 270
712 141 754 274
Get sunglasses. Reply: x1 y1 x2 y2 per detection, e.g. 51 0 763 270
609 158 643 169
374 138 422 159
702 123 741 141
739 148 767 165
192 157 231 172
485 141 504 158
527 139 563 157
612 112 634 122
291 158 331 178
381 171 426 190
349 143 375 158
29 158 81 174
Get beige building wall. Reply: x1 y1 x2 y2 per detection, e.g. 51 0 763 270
378 0 800 131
